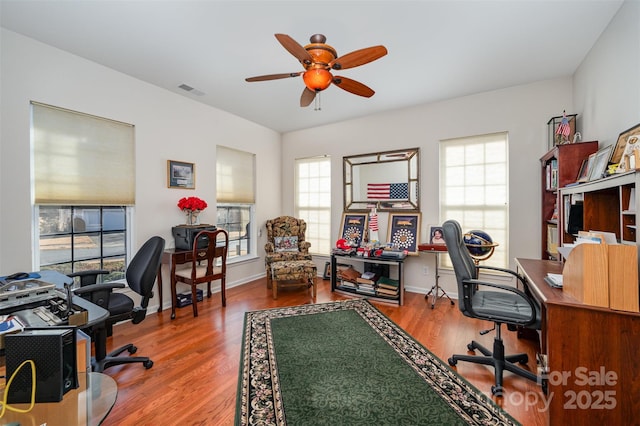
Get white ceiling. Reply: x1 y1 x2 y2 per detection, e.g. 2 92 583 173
0 0 624 133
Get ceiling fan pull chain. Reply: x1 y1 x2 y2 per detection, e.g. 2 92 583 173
314 92 321 111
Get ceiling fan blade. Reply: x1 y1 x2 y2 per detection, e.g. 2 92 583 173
329 45 388 70
245 72 302 82
333 76 375 97
275 33 313 65
300 87 316 107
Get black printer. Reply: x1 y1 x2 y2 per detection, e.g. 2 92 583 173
171 224 217 250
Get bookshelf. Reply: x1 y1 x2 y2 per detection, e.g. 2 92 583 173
540 141 598 259
330 253 405 305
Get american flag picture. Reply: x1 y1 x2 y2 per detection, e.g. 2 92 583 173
367 183 409 200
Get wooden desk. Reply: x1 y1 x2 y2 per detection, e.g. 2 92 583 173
0 372 117 426
515 258 640 425
160 247 225 319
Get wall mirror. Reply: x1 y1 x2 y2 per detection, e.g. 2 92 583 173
343 148 420 212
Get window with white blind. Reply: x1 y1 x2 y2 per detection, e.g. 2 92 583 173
295 156 331 255
216 146 255 260
439 132 509 269
32 102 134 278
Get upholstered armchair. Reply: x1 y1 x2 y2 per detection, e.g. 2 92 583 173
264 216 312 265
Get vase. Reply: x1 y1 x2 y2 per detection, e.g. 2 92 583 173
185 210 201 226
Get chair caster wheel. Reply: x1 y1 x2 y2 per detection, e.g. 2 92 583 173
541 380 548 395
448 357 457 366
171 313 176 319
144 360 153 369
467 343 475 351
128 345 137 354
491 385 503 396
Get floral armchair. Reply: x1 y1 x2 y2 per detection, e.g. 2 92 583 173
264 216 312 273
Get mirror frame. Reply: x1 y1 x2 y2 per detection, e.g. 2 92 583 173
343 148 420 212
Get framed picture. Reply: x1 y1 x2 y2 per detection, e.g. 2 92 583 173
339 213 368 247
322 261 350 280
387 213 421 255
576 158 590 183
588 146 613 181
610 123 640 164
167 160 195 189
429 226 446 246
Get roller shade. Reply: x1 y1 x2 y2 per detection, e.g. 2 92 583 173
216 146 255 204
32 101 135 205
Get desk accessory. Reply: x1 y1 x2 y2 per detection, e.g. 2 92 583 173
5 327 77 403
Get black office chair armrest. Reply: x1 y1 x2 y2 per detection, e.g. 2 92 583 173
68 270 110 286
73 282 126 309
462 278 537 325
73 282 125 295
477 264 525 281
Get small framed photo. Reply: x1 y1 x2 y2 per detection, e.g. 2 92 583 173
588 146 613 181
168 160 195 189
387 213 421 255
610 123 640 165
323 261 350 280
339 213 368 247
576 158 590 183
429 226 446 246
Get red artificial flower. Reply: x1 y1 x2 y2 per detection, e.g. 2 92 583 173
177 196 208 212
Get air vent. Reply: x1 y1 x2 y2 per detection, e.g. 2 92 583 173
178 84 205 96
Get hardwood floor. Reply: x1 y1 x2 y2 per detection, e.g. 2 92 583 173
101 278 548 426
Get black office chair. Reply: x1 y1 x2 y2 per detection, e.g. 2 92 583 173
72 236 165 372
441 220 540 396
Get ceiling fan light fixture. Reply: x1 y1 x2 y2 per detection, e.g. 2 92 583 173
303 69 332 92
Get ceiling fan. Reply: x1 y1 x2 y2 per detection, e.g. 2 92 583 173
245 34 388 107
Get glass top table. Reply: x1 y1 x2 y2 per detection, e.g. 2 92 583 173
1 372 117 425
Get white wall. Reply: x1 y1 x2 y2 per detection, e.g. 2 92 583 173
573 0 640 147
0 29 281 309
282 78 573 295
280 0 639 298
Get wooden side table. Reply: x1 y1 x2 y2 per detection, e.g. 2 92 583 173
159 247 225 319
418 244 454 309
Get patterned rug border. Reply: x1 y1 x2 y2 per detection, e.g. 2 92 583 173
235 298 521 426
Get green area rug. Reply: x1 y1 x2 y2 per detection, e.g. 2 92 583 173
235 299 519 425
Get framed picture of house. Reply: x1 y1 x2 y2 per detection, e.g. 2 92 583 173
167 160 195 189
387 213 421 255
339 213 368 247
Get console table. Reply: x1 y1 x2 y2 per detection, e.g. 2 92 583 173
515 258 640 425
331 253 406 305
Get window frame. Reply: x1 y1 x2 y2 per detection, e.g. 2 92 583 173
439 132 509 269
295 156 331 256
34 205 133 280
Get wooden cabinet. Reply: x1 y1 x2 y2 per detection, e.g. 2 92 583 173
540 142 598 259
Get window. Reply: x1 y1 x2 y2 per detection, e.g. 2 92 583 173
38 206 128 280
216 146 255 260
295 156 331 255
439 132 508 268
32 102 135 277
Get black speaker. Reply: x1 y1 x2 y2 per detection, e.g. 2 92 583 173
567 202 584 236
5 327 78 403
